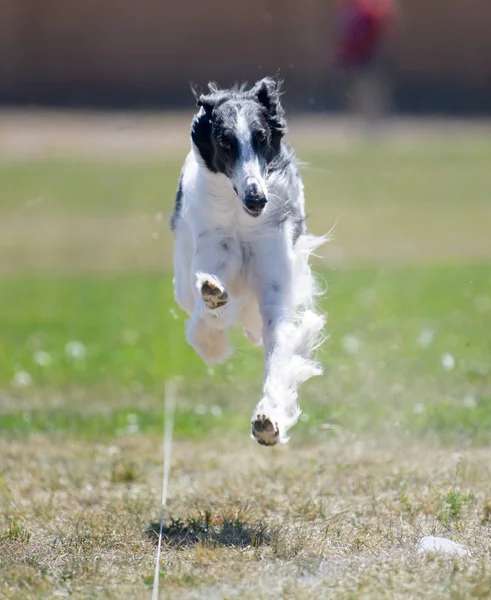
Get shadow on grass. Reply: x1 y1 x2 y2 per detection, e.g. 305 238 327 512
146 509 273 548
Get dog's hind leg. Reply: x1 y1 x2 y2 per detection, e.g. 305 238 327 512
185 308 232 365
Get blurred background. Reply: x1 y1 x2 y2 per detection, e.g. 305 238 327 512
1 5 491 596
1 0 490 442
1 0 491 112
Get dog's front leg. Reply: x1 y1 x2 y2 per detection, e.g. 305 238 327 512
248 230 298 445
185 230 240 365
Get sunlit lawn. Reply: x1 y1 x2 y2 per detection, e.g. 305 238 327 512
1 125 491 599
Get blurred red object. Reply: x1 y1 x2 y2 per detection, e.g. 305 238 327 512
334 0 396 70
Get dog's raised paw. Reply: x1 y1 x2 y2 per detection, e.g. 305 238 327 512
201 279 228 310
251 414 280 446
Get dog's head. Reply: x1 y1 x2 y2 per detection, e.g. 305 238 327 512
191 77 287 217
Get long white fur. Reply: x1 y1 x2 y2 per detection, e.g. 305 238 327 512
172 109 326 444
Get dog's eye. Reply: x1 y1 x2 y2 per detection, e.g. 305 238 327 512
257 132 267 144
218 139 231 150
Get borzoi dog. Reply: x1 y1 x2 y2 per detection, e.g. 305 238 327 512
170 77 326 446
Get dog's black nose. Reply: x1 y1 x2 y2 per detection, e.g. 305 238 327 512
244 187 267 216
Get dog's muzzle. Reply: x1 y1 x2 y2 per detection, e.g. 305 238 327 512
243 185 267 217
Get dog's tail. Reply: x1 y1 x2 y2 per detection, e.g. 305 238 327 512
292 231 330 309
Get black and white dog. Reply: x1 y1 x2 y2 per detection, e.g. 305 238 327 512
170 77 326 446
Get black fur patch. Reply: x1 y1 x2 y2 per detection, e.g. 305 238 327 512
188 78 306 245
191 77 287 177
169 172 183 232
292 215 306 243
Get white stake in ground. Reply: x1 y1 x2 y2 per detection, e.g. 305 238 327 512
152 381 177 600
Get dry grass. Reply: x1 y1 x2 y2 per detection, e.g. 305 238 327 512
2 113 491 598
2 435 491 599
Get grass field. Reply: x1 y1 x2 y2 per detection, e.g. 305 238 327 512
1 114 491 599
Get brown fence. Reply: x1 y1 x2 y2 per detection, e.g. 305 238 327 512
1 0 490 111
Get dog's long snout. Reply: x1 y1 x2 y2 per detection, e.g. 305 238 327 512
244 185 267 216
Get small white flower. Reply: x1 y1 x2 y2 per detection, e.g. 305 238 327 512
121 329 139 345
210 405 222 417
33 350 52 367
65 341 87 360
463 395 477 409
474 295 491 314
391 383 404 395
413 403 425 415
441 352 455 371
300 413 310 422
194 404 207 415
207 367 215 376
342 334 361 355
12 370 32 388
155 212 164 222
169 308 179 320
417 329 434 348
127 424 139 434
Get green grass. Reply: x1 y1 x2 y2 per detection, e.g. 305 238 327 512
1 122 491 599
2 136 491 273
0 159 183 213
1 264 490 442
2 137 490 214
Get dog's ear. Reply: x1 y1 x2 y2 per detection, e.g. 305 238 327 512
196 93 217 119
191 91 218 172
250 77 287 140
196 82 222 118
251 77 280 111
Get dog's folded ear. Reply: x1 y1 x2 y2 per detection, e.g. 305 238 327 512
191 90 220 173
196 93 217 118
196 82 224 118
250 77 287 140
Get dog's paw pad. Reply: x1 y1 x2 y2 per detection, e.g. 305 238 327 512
201 279 228 309
251 414 280 446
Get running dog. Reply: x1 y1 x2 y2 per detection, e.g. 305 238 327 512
170 77 326 446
